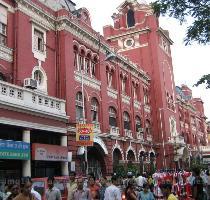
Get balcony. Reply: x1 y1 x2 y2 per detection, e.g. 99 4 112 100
0 44 13 62
169 135 185 146
92 121 101 133
144 105 151 113
110 126 120 136
137 132 144 141
146 135 152 142
124 129 133 138
0 80 67 119
74 71 101 91
121 94 131 105
134 100 141 109
107 87 118 99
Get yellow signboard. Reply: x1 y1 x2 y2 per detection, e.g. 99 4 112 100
76 124 94 146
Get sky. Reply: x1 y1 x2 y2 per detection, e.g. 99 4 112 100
73 0 210 120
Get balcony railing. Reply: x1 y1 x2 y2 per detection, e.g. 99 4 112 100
0 80 66 119
134 100 141 109
146 135 152 142
121 94 131 105
124 129 133 138
107 87 118 99
169 135 185 145
92 121 101 132
110 126 120 136
137 132 144 141
144 105 151 113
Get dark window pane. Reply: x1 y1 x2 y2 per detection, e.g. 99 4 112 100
127 9 135 28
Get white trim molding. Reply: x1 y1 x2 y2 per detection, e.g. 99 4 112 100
126 144 137 161
112 142 125 160
94 137 108 155
0 117 67 133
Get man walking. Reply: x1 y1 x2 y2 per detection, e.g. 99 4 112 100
46 177 61 200
67 172 77 200
72 177 91 200
104 175 121 200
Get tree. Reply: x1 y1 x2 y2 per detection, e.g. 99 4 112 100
151 0 210 88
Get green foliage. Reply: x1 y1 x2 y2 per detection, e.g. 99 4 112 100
113 164 126 177
194 74 210 89
151 0 210 45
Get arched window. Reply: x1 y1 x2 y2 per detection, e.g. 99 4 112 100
123 112 130 130
34 70 43 85
91 56 98 78
135 116 142 132
109 107 117 127
73 45 78 70
91 98 99 122
0 72 5 81
127 9 135 28
79 50 85 71
145 119 151 135
76 92 84 121
85 53 91 74
143 88 149 105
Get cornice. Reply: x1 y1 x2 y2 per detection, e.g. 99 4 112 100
157 27 173 45
0 117 67 133
106 27 150 40
15 0 56 30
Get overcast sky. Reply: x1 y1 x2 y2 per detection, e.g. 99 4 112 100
73 0 210 120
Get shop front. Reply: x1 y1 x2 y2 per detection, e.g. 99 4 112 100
0 139 30 191
32 143 68 177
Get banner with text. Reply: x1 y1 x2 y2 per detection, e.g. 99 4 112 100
76 124 94 146
0 139 30 160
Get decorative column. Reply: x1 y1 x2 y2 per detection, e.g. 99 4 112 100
22 130 31 177
61 135 68 176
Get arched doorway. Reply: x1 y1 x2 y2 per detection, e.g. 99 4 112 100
139 151 145 174
113 148 122 166
127 150 135 162
87 143 106 179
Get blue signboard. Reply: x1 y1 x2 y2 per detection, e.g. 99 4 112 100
0 139 30 160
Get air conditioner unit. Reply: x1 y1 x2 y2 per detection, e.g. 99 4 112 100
24 78 37 89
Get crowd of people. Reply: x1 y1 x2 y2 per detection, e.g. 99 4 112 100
0 167 209 200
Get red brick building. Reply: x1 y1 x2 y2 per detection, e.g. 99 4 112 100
0 0 208 179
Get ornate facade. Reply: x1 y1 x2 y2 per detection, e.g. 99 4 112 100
0 0 208 179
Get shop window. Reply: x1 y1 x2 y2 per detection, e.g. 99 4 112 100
123 112 130 130
76 92 84 120
135 116 142 132
127 9 135 28
91 98 99 122
34 29 44 52
0 5 7 46
109 107 117 127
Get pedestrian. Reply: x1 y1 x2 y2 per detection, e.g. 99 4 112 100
14 177 35 200
160 182 178 200
104 175 121 200
88 176 100 199
31 186 41 200
206 170 210 200
67 172 77 200
72 177 91 200
138 183 154 200
125 180 137 200
3 184 13 200
135 173 147 189
6 184 19 200
99 177 107 200
191 167 207 200
46 177 61 200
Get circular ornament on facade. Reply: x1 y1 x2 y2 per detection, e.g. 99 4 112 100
124 38 134 48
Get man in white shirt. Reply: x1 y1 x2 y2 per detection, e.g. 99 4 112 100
135 173 147 188
31 187 41 200
104 175 121 200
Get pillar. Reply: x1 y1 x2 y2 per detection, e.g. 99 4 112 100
61 135 68 176
22 130 31 177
